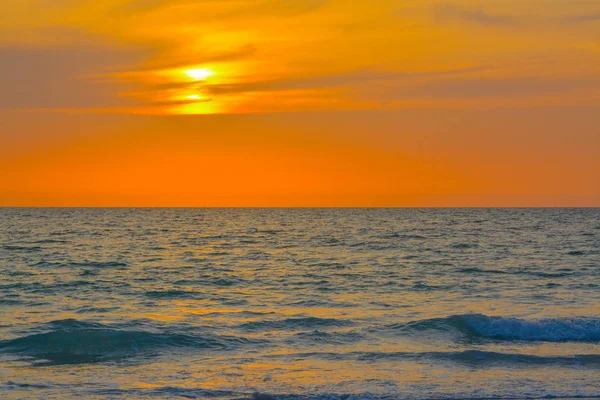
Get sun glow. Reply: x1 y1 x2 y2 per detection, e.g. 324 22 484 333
183 67 214 81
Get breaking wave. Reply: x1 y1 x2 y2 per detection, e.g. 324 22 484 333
391 314 600 342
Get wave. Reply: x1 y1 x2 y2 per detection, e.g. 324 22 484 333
387 314 600 342
456 268 507 274
172 277 244 287
4 381 600 400
144 289 206 299
196 311 274 318
34 239 69 244
456 268 573 278
238 317 354 331
376 233 427 240
30 261 129 269
70 261 128 268
31 261 64 268
355 350 600 367
288 330 365 345
451 243 479 249
0 319 263 365
0 381 600 400
3 388 600 400
2 244 42 252
285 299 357 308
0 298 22 305
265 390 600 400
282 349 600 368
75 306 120 314
529 271 575 278
412 282 446 291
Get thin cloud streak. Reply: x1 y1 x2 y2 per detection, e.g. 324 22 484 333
368 76 600 100
203 66 487 95
433 3 517 26
559 13 600 23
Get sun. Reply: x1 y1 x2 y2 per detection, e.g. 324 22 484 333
183 67 214 81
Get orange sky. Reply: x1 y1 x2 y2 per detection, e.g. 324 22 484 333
0 0 599 206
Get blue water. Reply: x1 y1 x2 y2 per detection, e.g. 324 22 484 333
0 208 599 399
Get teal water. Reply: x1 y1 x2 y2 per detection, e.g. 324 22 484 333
1 208 599 399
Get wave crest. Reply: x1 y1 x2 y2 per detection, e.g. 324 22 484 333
393 314 600 342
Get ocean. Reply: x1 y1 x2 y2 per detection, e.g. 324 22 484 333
0 208 599 399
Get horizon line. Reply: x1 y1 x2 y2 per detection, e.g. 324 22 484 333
1 206 598 209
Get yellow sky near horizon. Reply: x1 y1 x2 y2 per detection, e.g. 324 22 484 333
0 0 599 206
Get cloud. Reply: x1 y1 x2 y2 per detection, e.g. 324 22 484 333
433 3 600 27
362 76 600 101
222 0 330 19
434 3 517 26
0 45 146 108
135 44 258 71
113 0 330 20
559 13 600 23
201 65 486 96
112 0 172 14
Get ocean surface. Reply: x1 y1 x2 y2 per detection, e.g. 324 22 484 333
0 208 599 400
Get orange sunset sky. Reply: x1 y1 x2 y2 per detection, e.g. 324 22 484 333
1 0 599 206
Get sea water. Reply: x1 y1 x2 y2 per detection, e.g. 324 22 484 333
0 208 599 399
